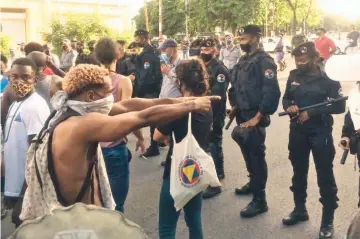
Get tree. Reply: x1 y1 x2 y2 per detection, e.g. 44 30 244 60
44 13 120 55
282 0 321 34
0 33 11 58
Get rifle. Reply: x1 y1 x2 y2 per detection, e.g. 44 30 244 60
278 96 348 117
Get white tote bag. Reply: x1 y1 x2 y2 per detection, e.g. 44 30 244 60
170 113 221 211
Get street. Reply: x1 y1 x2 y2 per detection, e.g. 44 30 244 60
2 55 360 239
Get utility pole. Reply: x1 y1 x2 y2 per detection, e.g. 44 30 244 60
144 0 149 32
185 0 189 37
159 0 163 37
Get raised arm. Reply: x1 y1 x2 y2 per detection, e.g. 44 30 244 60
77 97 216 143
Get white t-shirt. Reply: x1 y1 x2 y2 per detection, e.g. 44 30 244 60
4 92 50 197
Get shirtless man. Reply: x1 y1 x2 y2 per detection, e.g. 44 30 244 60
20 64 219 221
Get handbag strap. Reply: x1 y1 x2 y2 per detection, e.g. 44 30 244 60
187 112 192 136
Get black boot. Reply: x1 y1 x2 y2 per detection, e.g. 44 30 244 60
319 208 335 239
235 182 253 195
240 191 268 218
282 205 309 226
142 146 160 158
202 186 222 199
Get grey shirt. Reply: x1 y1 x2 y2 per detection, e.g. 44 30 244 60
159 58 182 98
35 75 53 111
60 49 77 69
219 45 242 70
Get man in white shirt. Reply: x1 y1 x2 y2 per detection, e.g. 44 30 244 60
3 58 50 211
219 34 241 74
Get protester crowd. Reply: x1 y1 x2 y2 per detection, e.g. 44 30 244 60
0 24 360 239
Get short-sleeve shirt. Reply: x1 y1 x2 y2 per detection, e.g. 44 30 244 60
4 92 50 197
314 36 336 60
157 111 213 179
347 31 360 47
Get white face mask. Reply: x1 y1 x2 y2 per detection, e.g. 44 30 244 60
79 94 115 115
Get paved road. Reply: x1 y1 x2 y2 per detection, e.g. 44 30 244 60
2 56 360 239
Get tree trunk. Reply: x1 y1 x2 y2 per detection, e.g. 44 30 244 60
292 10 297 35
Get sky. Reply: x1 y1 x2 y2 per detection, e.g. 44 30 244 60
318 0 360 20
122 0 144 19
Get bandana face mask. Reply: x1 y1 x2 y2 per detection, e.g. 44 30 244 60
9 80 34 98
82 94 115 115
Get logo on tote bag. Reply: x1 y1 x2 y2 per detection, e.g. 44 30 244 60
178 156 203 188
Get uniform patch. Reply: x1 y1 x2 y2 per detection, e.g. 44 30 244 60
178 156 203 188
144 62 150 69
338 88 344 96
217 74 225 83
291 81 300 86
300 46 307 54
264 69 275 79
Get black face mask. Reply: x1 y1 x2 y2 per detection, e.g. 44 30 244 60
296 63 312 73
200 53 213 62
240 44 251 53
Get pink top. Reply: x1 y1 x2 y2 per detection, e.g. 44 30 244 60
100 74 126 148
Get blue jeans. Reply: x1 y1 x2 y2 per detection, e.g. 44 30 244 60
102 143 129 213
159 178 203 239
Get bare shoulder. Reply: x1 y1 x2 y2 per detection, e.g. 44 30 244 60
119 75 132 85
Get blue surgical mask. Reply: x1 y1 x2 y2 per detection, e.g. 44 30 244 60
226 39 232 45
161 54 171 64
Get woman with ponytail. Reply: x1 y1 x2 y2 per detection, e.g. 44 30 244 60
154 59 212 239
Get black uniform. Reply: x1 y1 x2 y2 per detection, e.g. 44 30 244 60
116 53 136 76
229 50 280 197
282 69 345 210
206 57 230 175
342 108 360 207
134 44 162 98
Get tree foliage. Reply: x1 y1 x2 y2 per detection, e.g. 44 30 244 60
0 33 11 58
134 0 325 37
44 13 121 55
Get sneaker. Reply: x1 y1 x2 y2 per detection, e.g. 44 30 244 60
282 207 309 226
240 199 268 218
142 147 160 158
235 182 253 195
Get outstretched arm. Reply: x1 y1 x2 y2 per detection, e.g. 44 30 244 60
77 97 218 143
109 97 194 115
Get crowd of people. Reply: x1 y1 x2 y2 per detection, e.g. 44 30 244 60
0 23 359 239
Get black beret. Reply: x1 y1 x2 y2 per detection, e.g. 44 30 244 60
134 29 149 37
127 42 138 49
200 38 216 48
239 25 262 36
292 41 319 58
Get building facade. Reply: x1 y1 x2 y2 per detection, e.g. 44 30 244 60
0 0 132 48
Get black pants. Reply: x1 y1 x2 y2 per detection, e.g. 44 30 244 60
288 124 338 209
137 91 160 150
208 107 226 173
232 125 267 194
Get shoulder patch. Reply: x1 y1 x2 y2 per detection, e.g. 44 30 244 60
217 74 226 83
264 69 275 79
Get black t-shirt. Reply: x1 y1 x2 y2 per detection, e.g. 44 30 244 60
157 111 213 179
348 31 360 47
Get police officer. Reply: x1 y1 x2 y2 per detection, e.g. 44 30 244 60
282 42 345 239
189 39 202 58
339 82 360 207
134 29 163 157
199 38 230 199
228 25 280 218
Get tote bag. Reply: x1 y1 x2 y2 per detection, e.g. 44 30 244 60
170 113 221 211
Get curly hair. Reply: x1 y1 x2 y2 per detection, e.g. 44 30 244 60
175 59 209 96
24 42 44 55
62 64 109 98
95 38 118 67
